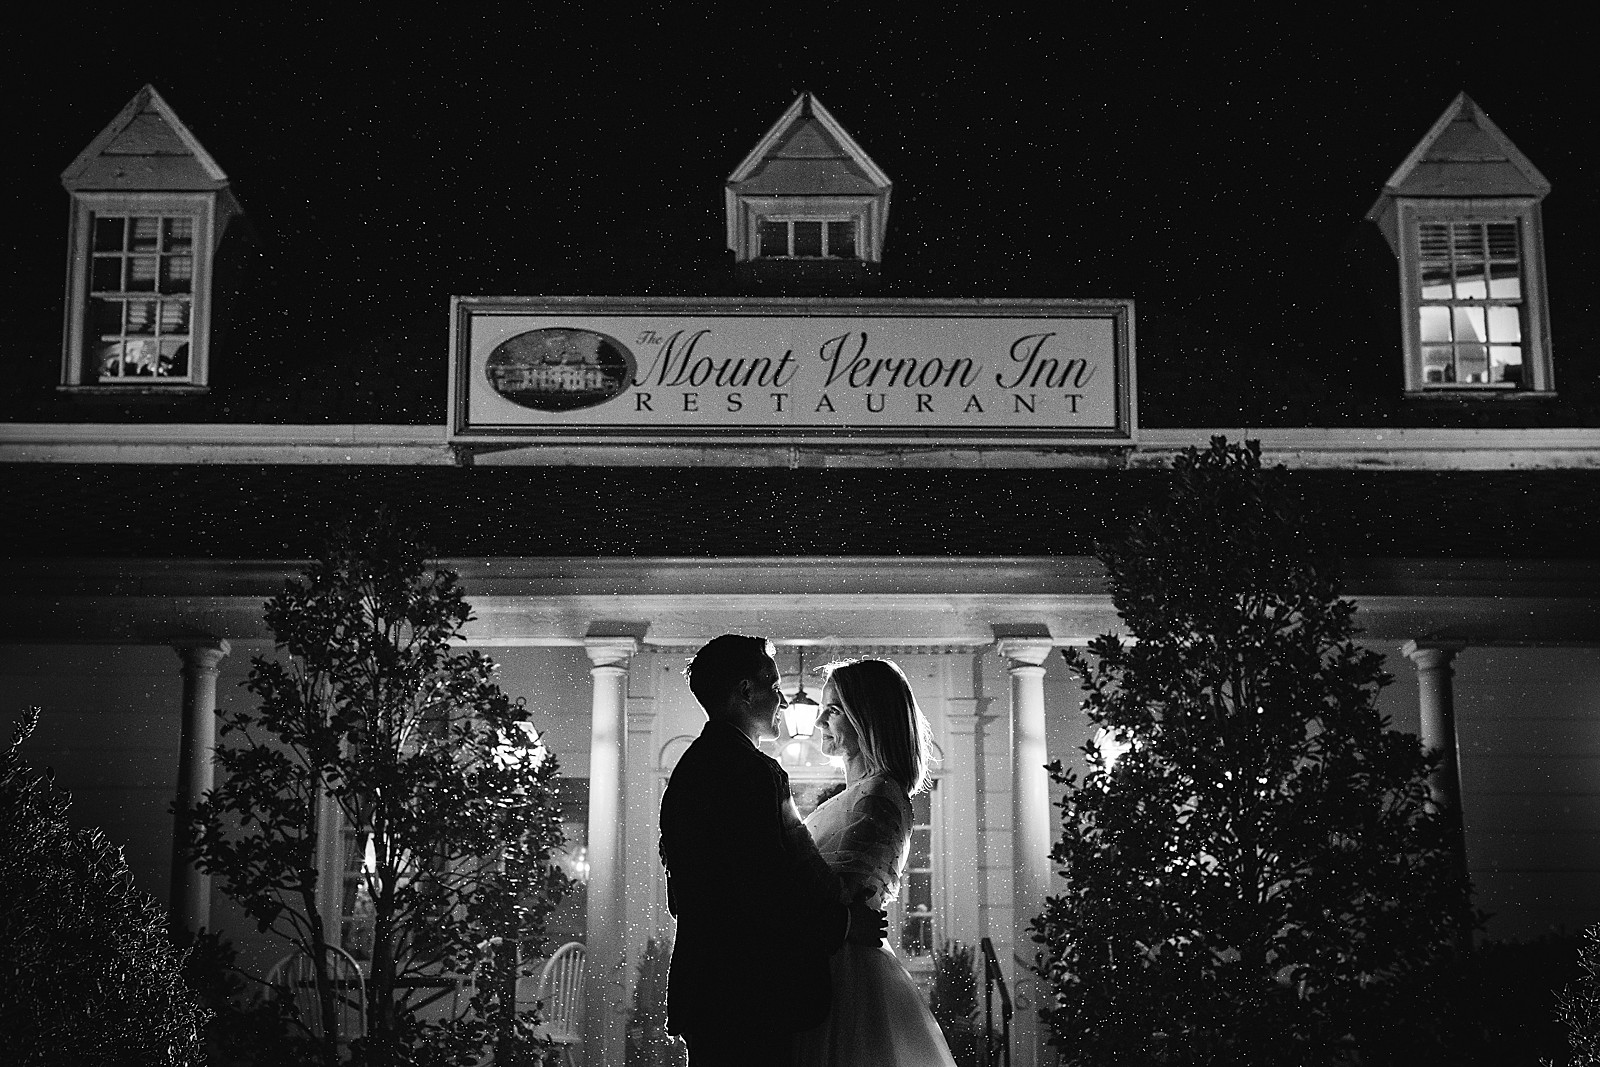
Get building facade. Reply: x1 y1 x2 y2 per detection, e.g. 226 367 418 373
4 87 1600 1066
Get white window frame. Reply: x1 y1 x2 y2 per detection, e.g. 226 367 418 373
737 195 881 263
60 191 217 391
756 215 862 260
887 776 944 975
1396 198 1553 395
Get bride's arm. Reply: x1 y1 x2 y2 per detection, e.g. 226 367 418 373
827 783 909 911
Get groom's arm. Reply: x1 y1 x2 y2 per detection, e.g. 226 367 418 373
773 774 852 953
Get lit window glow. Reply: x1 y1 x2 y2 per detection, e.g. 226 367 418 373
1416 220 1524 388
87 212 196 382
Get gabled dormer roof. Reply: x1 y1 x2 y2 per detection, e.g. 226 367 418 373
1365 93 1549 252
725 94 893 262
62 84 230 192
727 93 891 196
1376 92 1549 200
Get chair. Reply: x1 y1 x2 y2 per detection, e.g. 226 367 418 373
266 944 366 1057
522 941 585 1066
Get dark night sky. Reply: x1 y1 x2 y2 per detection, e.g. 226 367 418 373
3 5 1592 418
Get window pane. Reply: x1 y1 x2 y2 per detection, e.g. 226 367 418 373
159 340 190 378
124 338 161 375
161 255 193 294
1418 306 1450 344
90 298 122 336
93 217 125 252
827 220 856 259
126 300 157 335
95 341 125 377
158 301 191 336
900 915 932 957
1491 346 1523 385
1457 345 1489 385
129 216 160 252
906 871 932 911
128 256 158 292
1489 261 1522 300
1450 222 1485 260
1486 221 1519 260
163 217 194 251
1422 345 1454 384
793 221 823 258
1486 306 1521 344
92 258 122 292
1452 306 1486 344
759 220 788 257
1453 260 1486 300
1419 222 1450 259
910 827 932 865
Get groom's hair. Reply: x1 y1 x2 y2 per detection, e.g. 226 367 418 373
686 634 775 717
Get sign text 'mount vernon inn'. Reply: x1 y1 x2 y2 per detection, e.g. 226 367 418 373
451 297 1135 444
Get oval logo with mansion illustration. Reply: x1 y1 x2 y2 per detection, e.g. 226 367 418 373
485 328 635 411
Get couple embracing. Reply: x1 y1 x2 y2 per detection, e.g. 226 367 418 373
658 634 958 1067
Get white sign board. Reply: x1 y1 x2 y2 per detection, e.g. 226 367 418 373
449 297 1134 444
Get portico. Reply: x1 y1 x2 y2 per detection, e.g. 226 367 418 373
6 539 1600 1065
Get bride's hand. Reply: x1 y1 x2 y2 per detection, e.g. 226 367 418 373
845 888 887 947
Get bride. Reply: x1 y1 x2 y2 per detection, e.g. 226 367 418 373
792 658 958 1067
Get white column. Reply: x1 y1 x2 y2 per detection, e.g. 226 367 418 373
1402 640 1470 889
583 636 638 1067
622 655 661 994
170 638 230 941
941 654 986 947
997 632 1056 1067
1401 640 1467 818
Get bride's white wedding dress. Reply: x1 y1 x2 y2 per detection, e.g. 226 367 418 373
793 773 958 1067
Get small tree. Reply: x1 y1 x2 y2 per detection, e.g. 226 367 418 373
1 707 208 1066
186 519 571 1067
1032 437 1475 1066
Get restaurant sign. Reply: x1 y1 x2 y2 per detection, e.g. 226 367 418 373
449 297 1135 444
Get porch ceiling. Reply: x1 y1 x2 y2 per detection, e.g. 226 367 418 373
5 557 1599 648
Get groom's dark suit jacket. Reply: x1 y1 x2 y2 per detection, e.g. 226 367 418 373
658 719 848 1037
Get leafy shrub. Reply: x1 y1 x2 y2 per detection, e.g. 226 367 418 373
1549 926 1600 1066
0 707 208 1066
180 930 315 1067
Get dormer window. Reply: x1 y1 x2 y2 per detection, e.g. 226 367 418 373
726 94 891 266
59 86 240 393
1412 214 1533 387
1367 94 1553 396
758 217 859 259
84 205 204 382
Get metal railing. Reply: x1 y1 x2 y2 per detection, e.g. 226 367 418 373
979 937 1013 1067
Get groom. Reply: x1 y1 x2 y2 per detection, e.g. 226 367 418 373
659 634 885 1067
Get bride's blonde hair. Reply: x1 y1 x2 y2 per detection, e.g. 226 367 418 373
823 658 933 794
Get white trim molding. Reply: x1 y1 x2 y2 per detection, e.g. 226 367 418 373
4 423 1600 469
0 423 453 464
